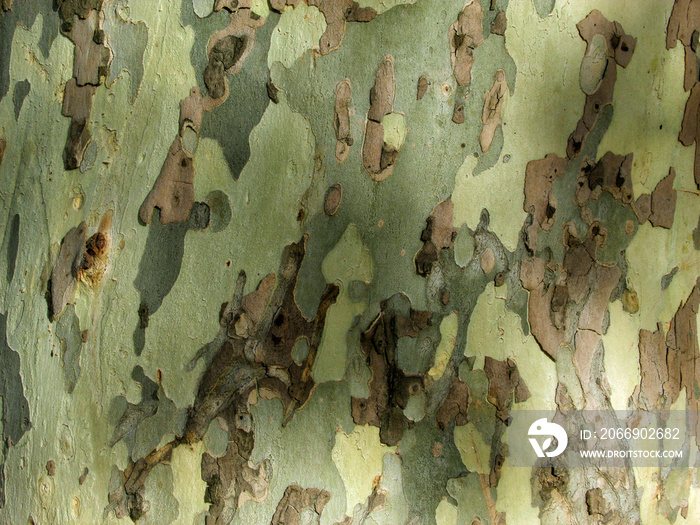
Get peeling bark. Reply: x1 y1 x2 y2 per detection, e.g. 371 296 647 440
271 485 331 525
449 0 484 87
668 0 700 188
568 10 635 158
109 237 338 521
415 199 457 276
307 0 376 55
351 295 431 446
58 5 111 170
362 55 402 181
334 79 353 163
479 69 507 153
483 357 531 422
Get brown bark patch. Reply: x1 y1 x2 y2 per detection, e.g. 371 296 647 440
417 75 429 100
271 485 331 525
480 69 507 153
415 199 457 276
567 11 635 158
483 356 531 422
307 0 376 55
334 79 353 163
449 0 484 86
649 168 677 229
363 55 401 181
50 223 87 320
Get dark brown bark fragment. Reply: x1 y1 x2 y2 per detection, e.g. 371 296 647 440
110 238 339 521
649 168 677 229
452 102 465 124
417 76 428 100
201 416 270 523
435 377 469 430
58 7 111 170
205 35 247 99
483 357 531 422
575 152 634 207
351 296 431 446
490 11 507 35
415 199 457 276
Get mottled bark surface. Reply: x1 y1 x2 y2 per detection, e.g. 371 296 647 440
0 1 698 524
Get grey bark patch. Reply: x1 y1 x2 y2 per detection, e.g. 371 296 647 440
292 338 310 365
55 304 83 393
472 124 504 176
348 279 369 303
12 79 29 120
205 190 231 232
5 214 19 284
271 485 331 525
533 0 555 19
189 201 211 230
396 322 440 374
105 6 148 105
50 222 87 321
399 418 466 525
109 366 160 452
132 205 209 355
0 313 32 508
79 138 97 173
198 12 277 180
661 266 679 290
56 0 104 21
0 2 59 100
